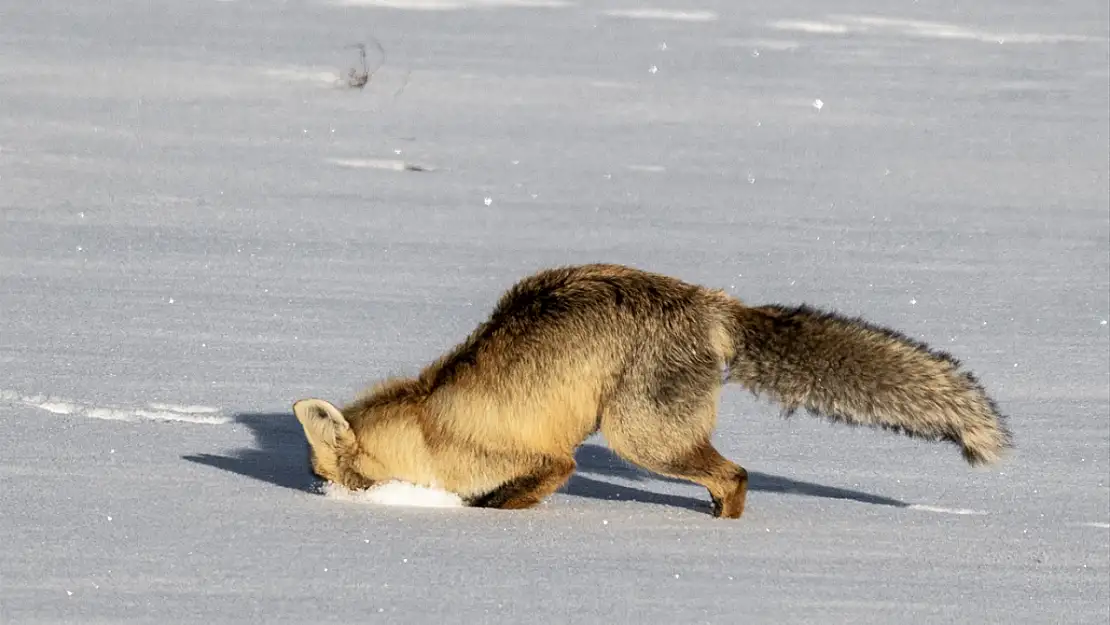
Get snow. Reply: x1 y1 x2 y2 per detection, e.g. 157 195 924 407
904 504 987 516
1 0 1108 623
602 9 720 23
324 481 465 508
2 390 232 425
769 15 1105 44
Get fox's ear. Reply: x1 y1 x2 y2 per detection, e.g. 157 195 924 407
293 398 352 449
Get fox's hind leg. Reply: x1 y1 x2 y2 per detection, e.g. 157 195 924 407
467 455 576 511
658 438 748 519
601 394 748 518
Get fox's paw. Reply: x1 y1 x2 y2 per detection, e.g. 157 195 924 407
711 469 748 519
711 497 744 519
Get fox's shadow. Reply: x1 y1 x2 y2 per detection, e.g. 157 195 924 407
184 412 319 492
184 412 908 512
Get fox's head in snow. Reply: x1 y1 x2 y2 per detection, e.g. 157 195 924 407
293 398 376 490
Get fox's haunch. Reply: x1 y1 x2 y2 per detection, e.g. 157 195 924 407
727 303 1012 465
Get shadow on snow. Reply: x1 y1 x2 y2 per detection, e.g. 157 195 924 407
184 411 908 513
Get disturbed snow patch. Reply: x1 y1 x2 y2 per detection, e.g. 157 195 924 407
323 481 465 508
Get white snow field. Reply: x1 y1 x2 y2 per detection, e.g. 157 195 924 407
1 0 1107 623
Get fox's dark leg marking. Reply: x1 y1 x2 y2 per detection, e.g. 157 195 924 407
662 441 748 519
467 474 543 509
467 456 576 510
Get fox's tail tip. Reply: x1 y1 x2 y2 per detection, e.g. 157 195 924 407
960 423 1014 466
956 387 1014 466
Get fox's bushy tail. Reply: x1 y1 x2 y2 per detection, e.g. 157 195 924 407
727 303 1012 465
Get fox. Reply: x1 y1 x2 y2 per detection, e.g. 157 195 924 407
293 263 1011 518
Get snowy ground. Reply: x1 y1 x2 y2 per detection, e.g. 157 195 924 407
2 1 1108 623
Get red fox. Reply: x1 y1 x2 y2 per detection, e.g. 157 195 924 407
294 264 1010 518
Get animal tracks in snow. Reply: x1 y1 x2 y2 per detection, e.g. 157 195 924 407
1 390 229 425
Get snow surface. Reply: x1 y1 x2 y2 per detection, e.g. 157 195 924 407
1 0 1108 623
324 481 465 508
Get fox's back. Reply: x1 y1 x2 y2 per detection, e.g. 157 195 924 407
428 264 727 383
